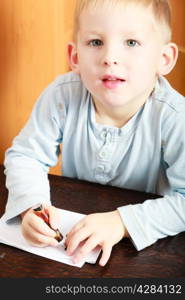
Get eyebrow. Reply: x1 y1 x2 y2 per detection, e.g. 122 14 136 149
82 30 103 36
80 30 143 41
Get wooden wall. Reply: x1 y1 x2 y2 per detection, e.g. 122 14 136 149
0 0 76 175
0 0 184 176
166 0 185 96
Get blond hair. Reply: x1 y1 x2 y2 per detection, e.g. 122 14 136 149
73 0 172 42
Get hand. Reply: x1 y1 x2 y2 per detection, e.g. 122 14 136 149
65 210 129 266
21 205 61 247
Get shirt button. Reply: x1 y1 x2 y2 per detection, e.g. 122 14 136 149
97 165 105 172
100 131 107 139
99 151 107 158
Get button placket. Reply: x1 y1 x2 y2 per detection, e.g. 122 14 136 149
105 132 112 145
95 130 114 181
98 131 112 160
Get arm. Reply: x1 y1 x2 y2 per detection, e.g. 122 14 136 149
118 109 185 250
4 80 65 222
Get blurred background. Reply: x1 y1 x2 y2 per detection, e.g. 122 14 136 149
0 0 184 175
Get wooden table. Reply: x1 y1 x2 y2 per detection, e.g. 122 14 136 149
0 165 185 278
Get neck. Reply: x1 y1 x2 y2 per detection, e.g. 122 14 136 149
93 96 147 128
94 103 133 128
93 82 156 128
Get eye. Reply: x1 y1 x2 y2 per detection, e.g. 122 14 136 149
126 39 138 47
89 39 103 47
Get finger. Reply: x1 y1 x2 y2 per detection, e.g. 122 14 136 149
31 234 59 247
72 235 99 264
69 219 85 235
99 244 112 267
22 225 58 247
28 213 57 238
46 206 61 230
66 227 91 256
65 221 84 244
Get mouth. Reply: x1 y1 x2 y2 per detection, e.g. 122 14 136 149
101 75 126 89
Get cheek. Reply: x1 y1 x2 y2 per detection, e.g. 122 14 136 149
78 69 94 90
78 57 97 79
133 54 159 76
78 53 93 73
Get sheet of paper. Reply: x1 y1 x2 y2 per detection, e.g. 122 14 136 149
0 209 101 268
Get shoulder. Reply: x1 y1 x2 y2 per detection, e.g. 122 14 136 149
53 71 85 97
54 71 82 86
39 71 85 100
30 72 86 126
51 71 87 109
152 76 185 114
151 76 185 141
35 71 87 112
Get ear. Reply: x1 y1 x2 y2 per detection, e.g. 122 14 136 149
67 42 80 74
157 42 178 76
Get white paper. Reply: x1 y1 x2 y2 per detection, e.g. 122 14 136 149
0 209 101 268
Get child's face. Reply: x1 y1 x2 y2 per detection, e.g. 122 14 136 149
73 3 168 110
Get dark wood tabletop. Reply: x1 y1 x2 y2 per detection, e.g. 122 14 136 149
0 165 185 278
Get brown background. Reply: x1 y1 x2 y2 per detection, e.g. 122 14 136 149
0 0 184 176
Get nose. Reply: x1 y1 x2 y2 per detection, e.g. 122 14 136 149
104 60 118 66
102 48 119 66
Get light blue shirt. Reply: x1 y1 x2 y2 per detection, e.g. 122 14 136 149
4 71 185 251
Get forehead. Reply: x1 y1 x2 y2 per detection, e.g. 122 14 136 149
78 2 158 36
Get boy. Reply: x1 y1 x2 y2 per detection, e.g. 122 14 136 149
3 0 185 267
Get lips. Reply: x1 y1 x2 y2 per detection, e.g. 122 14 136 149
101 75 125 89
102 75 125 82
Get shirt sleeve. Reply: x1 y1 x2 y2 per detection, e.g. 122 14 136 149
117 107 185 250
3 80 65 222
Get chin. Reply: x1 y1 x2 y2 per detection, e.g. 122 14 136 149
104 103 126 109
104 98 126 107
